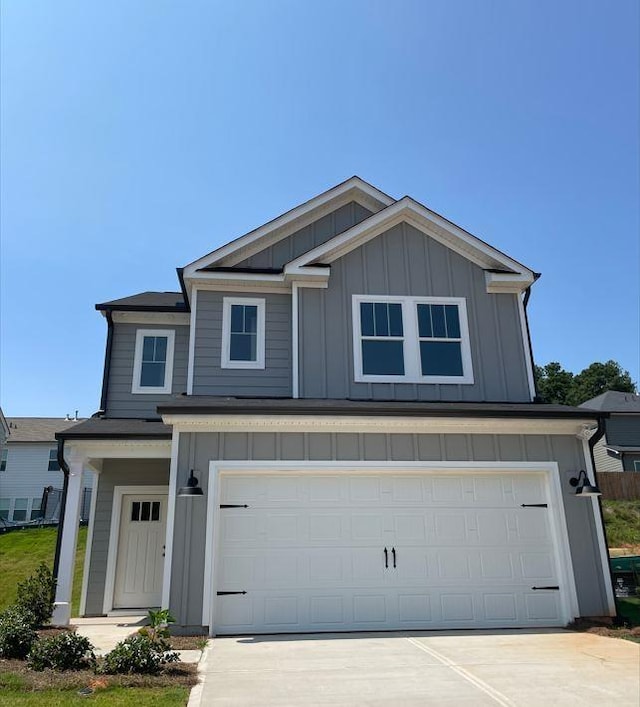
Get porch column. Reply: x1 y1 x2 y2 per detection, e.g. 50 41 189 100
52 453 85 625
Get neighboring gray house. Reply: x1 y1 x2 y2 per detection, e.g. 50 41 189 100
581 391 640 472
53 177 614 633
0 416 91 523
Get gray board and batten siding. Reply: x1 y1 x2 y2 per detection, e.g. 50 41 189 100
192 291 292 397
83 459 170 616
104 323 189 418
298 221 531 402
168 430 607 631
234 201 373 270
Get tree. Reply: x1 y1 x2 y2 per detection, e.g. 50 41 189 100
567 360 636 406
534 362 574 405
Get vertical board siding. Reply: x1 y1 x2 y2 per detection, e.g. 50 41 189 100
235 202 373 270
83 459 169 616
106 323 189 418
169 431 607 629
299 222 531 402
192 291 291 396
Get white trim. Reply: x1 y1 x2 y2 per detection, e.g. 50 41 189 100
161 431 180 609
182 177 394 275
131 329 175 394
221 297 266 370
203 460 580 635
352 295 474 384
162 413 596 437
285 197 535 289
517 294 536 401
187 288 198 395
292 283 299 398
581 438 617 615
111 311 190 325
79 473 100 617
66 440 171 459
103 485 169 615
485 271 535 293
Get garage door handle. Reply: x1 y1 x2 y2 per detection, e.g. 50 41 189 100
384 547 388 568
392 547 396 568
531 586 559 591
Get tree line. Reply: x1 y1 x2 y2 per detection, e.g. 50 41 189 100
534 360 636 406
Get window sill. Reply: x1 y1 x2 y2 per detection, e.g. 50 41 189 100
354 374 475 385
221 360 266 370
131 387 173 395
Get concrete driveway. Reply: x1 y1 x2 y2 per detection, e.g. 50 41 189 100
193 630 640 706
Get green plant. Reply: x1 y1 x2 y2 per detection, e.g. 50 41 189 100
138 608 176 644
0 606 38 659
27 631 95 671
100 634 179 675
15 562 56 627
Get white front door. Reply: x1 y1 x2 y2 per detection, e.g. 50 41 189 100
114 494 167 609
213 471 565 634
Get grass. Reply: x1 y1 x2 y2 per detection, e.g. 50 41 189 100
0 685 191 705
0 526 86 617
602 500 640 550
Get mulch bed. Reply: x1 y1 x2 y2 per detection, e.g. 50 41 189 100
0 659 198 691
168 635 208 650
568 618 640 643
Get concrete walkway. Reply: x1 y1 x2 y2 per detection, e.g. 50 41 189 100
73 616 202 663
195 629 640 706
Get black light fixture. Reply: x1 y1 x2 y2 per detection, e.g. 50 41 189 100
569 469 602 497
178 469 204 497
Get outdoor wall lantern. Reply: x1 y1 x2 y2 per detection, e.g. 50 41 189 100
569 470 602 497
178 469 204 497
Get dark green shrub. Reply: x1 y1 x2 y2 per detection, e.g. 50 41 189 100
15 563 55 627
27 631 95 671
0 607 38 659
100 634 179 675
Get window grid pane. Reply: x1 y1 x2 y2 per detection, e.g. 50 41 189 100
48 448 60 471
416 303 464 377
0 449 7 472
229 305 259 361
139 335 168 388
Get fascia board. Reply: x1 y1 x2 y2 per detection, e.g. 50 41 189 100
285 198 535 280
181 178 395 278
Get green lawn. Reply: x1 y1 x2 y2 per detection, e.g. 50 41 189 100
0 526 86 617
0 686 190 706
602 500 640 549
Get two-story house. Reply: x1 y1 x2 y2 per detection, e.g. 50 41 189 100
53 177 614 634
581 391 640 473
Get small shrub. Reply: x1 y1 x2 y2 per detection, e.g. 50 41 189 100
0 607 37 659
27 632 95 671
100 634 179 675
15 563 56 627
138 608 176 644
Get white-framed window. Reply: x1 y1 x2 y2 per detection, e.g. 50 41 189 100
131 329 175 394
30 497 43 521
0 448 7 472
221 297 266 369
48 448 60 471
12 498 28 522
634 460 640 472
0 499 9 520
352 295 474 384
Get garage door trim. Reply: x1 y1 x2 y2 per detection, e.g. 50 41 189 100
202 461 579 634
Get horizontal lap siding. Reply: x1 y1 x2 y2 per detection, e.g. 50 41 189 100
593 437 623 473
169 431 606 629
192 291 291 396
106 324 189 418
235 202 372 269
606 416 640 446
299 222 531 402
83 459 170 616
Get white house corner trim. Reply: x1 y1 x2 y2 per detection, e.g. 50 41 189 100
161 433 180 610
292 282 299 398
517 294 536 401
581 438 617 615
79 474 100 617
186 288 198 395
202 462 219 631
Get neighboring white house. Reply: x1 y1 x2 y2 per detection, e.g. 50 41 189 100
0 415 92 523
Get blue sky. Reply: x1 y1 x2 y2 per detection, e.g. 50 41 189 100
1 0 638 417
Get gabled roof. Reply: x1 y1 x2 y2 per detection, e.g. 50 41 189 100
96 292 187 313
581 391 640 412
6 417 85 443
182 177 394 280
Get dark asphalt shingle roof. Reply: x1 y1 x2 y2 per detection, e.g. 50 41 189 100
6 418 85 443
581 391 640 413
56 417 172 440
95 292 187 312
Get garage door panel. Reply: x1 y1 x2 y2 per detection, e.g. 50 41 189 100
214 471 565 634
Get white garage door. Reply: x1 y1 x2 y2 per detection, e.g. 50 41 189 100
213 471 566 635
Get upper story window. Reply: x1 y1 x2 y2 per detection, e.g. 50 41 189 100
634 460 640 472
48 449 60 471
0 449 7 472
352 295 474 384
131 329 175 394
221 298 265 369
